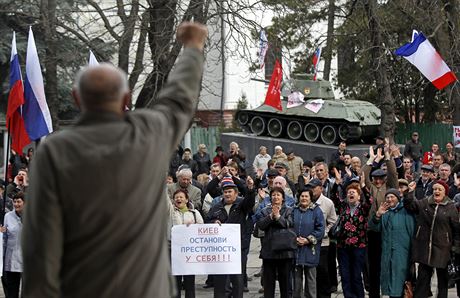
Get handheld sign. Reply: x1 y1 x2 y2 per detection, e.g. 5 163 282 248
171 224 241 275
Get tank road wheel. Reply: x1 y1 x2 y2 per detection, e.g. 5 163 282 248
250 116 266 135
303 123 320 143
237 111 249 126
287 121 303 140
338 124 349 141
321 125 338 145
267 118 284 138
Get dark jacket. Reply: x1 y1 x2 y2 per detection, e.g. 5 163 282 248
256 205 295 260
193 152 211 175
293 204 324 267
404 192 460 268
207 188 255 240
404 139 423 160
415 177 433 200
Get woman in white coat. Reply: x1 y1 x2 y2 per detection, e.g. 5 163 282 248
1 191 25 298
168 189 204 298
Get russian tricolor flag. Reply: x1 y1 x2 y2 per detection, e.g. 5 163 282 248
23 27 53 140
7 32 31 154
312 47 321 81
89 50 99 66
395 32 457 90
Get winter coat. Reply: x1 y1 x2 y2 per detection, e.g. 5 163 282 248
293 204 324 267
3 211 23 272
404 192 460 268
368 201 415 297
256 205 295 260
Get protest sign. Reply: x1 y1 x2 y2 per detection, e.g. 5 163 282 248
454 126 460 148
171 224 241 275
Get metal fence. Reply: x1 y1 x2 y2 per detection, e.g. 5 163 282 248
189 126 221 153
394 123 453 152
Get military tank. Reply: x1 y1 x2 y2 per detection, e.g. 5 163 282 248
235 74 381 145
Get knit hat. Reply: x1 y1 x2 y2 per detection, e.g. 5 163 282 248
433 180 449 195
385 188 401 201
221 176 237 189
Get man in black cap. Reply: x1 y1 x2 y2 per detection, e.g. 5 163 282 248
275 162 296 195
415 164 435 200
306 178 337 298
207 176 255 298
363 145 398 298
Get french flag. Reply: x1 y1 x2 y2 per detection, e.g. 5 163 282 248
395 31 457 90
7 32 31 154
312 47 321 81
23 27 53 140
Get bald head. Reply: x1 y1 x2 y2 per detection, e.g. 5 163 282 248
73 63 130 114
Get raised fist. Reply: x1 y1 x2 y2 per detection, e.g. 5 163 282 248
176 22 208 51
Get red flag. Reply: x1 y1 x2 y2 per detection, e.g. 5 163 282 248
264 60 283 111
8 32 31 155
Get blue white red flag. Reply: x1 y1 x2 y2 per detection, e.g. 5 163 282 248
312 47 321 81
7 32 31 154
395 31 457 90
259 30 268 69
24 27 53 140
89 50 99 66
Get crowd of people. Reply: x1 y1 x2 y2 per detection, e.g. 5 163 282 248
166 134 460 298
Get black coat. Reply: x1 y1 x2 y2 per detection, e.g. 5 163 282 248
404 192 460 268
256 205 295 260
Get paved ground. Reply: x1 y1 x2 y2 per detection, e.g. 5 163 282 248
195 236 459 298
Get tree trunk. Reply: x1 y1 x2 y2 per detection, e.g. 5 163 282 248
443 0 460 126
323 0 335 81
41 0 59 130
366 0 395 141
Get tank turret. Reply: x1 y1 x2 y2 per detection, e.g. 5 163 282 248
235 74 380 145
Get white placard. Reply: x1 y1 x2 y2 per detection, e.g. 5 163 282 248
171 224 241 275
454 126 460 148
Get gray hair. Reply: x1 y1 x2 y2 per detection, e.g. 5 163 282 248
177 168 193 178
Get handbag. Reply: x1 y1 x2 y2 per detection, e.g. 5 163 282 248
448 254 460 288
252 227 265 238
271 228 297 251
329 214 343 240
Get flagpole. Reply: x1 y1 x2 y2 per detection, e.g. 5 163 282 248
2 120 11 225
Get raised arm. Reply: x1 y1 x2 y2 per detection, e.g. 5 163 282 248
151 23 207 150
